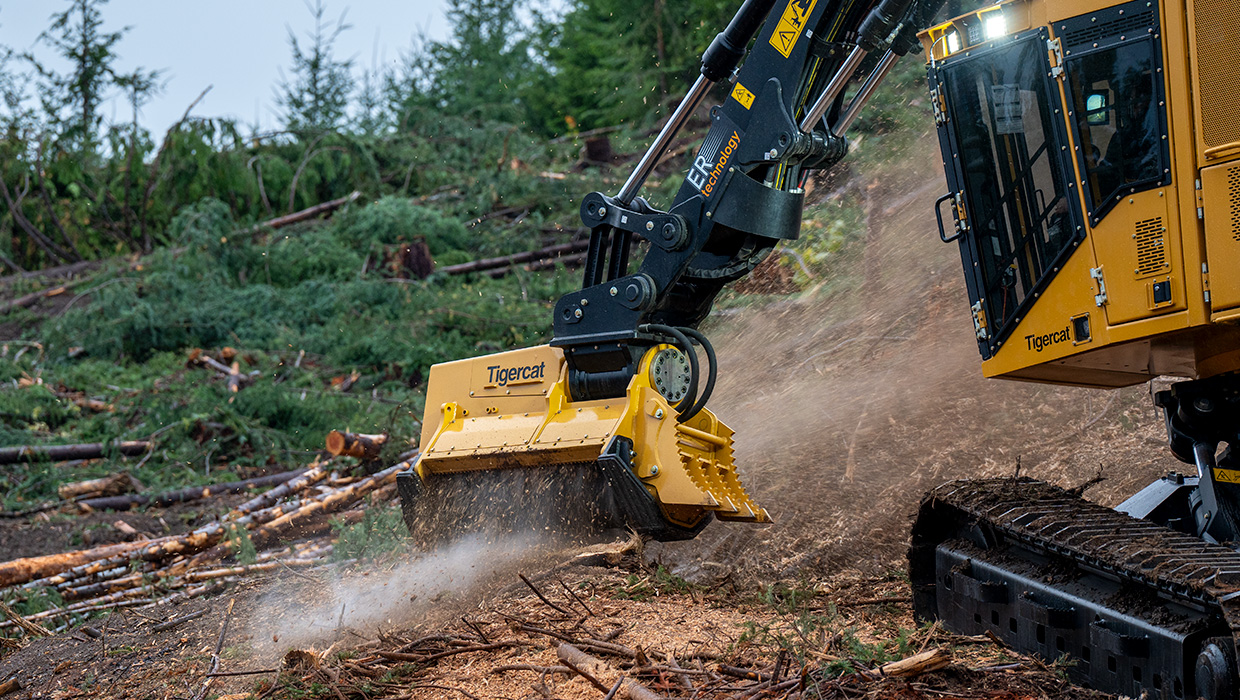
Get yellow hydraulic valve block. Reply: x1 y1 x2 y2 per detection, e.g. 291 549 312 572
396 344 770 541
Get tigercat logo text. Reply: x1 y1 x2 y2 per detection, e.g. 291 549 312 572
1025 325 1070 352
486 362 546 386
686 130 740 198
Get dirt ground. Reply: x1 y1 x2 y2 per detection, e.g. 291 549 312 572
0 544 1110 700
656 135 1172 585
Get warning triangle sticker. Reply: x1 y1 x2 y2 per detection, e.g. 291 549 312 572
769 0 817 57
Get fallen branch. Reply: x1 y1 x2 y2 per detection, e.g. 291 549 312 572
193 597 235 700
441 239 591 275
492 664 571 675
557 644 661 700
241 191 361 237
377 640 529 664
205 668 279 678
188 350 259 392
519 572 573 616
832 595 912 608
0 600 50 638
151 608 208 633
0 440 150 465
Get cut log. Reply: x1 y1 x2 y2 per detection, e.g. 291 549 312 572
0 440 149 465
76 469 307 512
58 473 143 501
0 539 160 587
325 431 387 460
236 464 403 549
230 464 328 517
179 462 408 570
0 275 92 315
485 252 589 279
873 648 952 678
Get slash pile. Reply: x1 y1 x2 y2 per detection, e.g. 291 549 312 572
0 457 411 636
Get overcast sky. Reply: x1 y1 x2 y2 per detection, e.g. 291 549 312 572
0 1 456 135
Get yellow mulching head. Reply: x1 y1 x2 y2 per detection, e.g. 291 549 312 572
396 344 770 542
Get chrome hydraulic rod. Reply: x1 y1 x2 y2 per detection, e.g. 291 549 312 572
798 46 868 132
832 50 900 135
617 75 715 205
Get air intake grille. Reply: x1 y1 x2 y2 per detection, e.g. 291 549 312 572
1229 166 1240 242
1195 0 1240 150
1134 217 1166 277
1061 10 1155 50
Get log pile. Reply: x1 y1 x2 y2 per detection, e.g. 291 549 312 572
0 453 414 636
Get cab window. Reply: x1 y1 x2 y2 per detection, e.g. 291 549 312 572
1066 39 1168 223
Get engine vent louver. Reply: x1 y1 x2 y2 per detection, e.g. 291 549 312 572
1134 217 1166 278
1228 166 1240 243
1194 0 1240 151
1061 10 1155 51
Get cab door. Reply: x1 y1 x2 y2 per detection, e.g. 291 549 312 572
931 30 1086 359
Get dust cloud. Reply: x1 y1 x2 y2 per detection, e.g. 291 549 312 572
247 533 548 657
652 137 1174 583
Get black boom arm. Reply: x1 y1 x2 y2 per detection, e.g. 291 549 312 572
551 0 944 404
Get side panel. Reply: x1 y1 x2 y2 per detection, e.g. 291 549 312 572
1185 0 1240 165
1201 162 1240 315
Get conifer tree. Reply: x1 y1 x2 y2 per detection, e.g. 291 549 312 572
26 0 126 154
390 0 535 122
276 0 355 132
537 0 733 132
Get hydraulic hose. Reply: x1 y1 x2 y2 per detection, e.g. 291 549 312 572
680 328 718 423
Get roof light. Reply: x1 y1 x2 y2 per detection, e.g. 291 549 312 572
946 31 961 53
983 13 1007 40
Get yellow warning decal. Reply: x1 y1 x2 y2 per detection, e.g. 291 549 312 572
731 82 756 110
769 0 817 58
1215 467 1240 484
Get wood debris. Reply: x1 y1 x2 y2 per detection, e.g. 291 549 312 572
0 447 415 634
187 348 260 392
